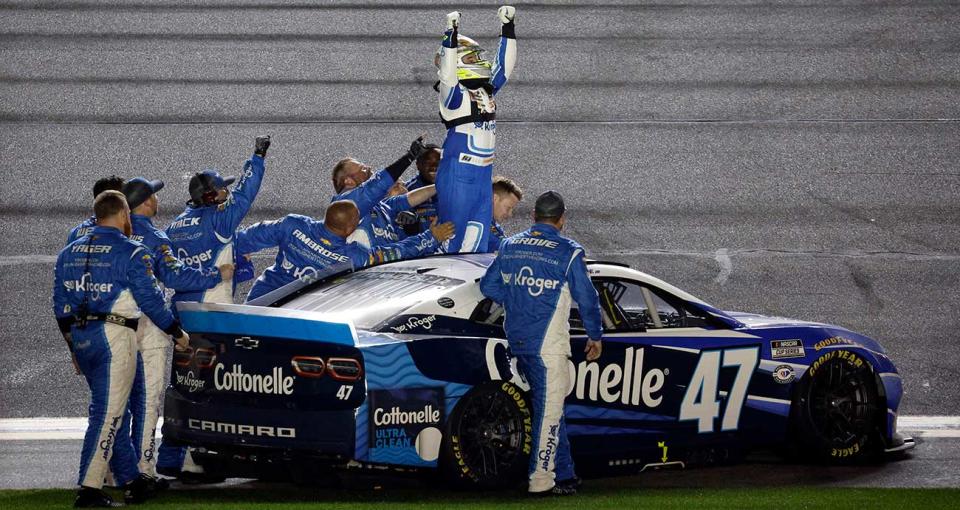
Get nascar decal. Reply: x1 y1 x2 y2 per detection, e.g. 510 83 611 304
770 339 805 359
368 388 444 466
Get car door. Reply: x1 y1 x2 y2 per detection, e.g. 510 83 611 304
565 276 763 466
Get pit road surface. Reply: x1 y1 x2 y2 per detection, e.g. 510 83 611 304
0 0 958 489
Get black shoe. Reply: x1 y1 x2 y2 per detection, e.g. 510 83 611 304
556 476 583 489
123 474 156 504
151 476 170 492
74 487 122 508
155 466 180 478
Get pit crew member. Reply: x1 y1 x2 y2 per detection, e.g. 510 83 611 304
348 179 438 249
485 175 523 252
331 136 427 221
478 191 603 495
158 135 269 480
66 176 125 245
236 201 455 302
53 191 190 507
434 7 516 252
399 143 441 235
122 177 233 479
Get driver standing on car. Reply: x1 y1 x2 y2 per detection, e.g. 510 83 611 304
479 190 603 496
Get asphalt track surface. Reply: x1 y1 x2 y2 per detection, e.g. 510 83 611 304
0 0 958 490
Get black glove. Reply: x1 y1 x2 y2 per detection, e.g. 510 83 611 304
254 135 271 158
395 211 422 236
408 136 426 160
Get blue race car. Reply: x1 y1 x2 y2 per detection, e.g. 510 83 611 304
163 254 913 487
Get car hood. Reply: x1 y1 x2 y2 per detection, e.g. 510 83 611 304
723 311 829 329
724 311 887 355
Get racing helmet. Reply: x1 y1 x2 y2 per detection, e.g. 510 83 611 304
435 35 492 85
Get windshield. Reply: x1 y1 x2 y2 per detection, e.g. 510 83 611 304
281 269 465 329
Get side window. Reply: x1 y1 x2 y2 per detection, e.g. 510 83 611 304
586 278 711 332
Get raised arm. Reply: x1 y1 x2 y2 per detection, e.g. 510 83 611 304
438 11 466 111
215 136 269 235
489 6 517 95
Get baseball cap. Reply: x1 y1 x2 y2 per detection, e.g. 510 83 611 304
188 169 236 206
122 177 164 210
534 190 566 218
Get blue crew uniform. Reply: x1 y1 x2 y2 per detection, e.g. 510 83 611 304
348 195 412 249
53 226 184 489
158 153 264 474
67 216 97 245
485 221 505 253
129 213 221 475
479 223 603 492
404 175 438 235
237 214 440 301
165 154 265 304
435 21 516 252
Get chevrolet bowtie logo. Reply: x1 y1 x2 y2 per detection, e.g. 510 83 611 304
235 336 259 350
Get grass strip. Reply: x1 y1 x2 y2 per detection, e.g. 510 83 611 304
1 487 959 510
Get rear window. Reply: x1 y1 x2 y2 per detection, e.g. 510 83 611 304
281 270 465 329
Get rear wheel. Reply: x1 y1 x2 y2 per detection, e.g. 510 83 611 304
440 382 532 489
792 350 883 463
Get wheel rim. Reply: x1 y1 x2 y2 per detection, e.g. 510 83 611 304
806 359 879 448
454 389 525 480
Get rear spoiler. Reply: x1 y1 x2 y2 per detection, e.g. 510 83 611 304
176 302 358 346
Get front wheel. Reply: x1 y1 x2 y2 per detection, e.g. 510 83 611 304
440 381 532 489
791 350 884 463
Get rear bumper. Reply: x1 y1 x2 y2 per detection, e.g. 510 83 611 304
163 388 356 458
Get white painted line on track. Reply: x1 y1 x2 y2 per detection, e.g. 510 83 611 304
1 416 959 441
0 255 57 266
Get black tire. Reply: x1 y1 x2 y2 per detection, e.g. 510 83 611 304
791 349 884 463
440 381 532 489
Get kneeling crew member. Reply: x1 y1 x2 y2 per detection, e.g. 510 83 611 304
53 191 190 507
479 191 603 496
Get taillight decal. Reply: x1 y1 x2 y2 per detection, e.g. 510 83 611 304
291 356 326 378
173 346 194 367
194 348 217 369
326 357 363 382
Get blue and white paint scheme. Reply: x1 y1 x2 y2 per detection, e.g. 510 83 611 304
163 254 912 480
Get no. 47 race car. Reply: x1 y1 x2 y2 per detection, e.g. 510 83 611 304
163 254 913 487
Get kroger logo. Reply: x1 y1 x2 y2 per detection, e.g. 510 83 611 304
178 248 213 268
514 266 560 297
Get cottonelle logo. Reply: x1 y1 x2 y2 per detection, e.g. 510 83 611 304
373 405 441 426
213 363 294 395
568 346 667 407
